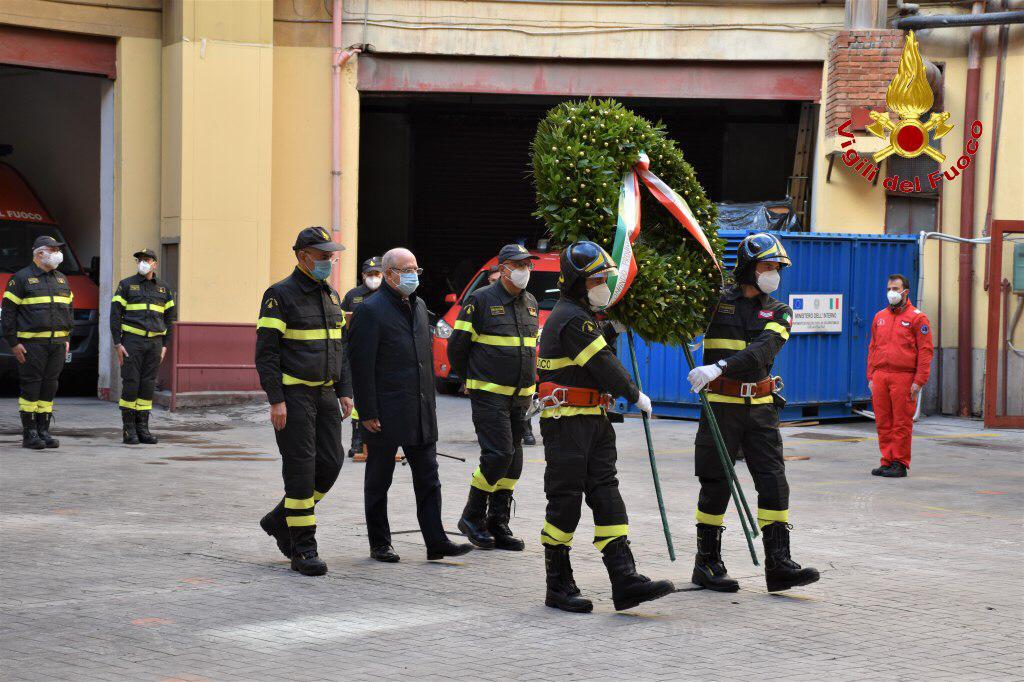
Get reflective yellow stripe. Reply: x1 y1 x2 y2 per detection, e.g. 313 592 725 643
764 322 790 340
18 398 38 412
35 400 53 414
757 508 789 529
696 509 725 526
284 496 315 510
453 320 476 339
119 399 138 410
15 295 72 305
3 291 23 304
475 334 537 347
136 399 153 411
313 491 326 502
706 393 774 405
537 356 574 371
465 379 535 396
257 317 287 333
111 295 128 306
541 521 574 546
165 299 175 309
17 330 70 338
593 524 629 550
121 324 166 337
573 335 607 366
494 477 517 491
704 338 747 350
124 302 170 312
470 466 497 493
350 407 359 420
285 514 317 527
283 328 342 340
540 405 604 418
282 374 334 387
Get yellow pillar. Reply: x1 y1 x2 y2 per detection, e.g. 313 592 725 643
161 0 274 322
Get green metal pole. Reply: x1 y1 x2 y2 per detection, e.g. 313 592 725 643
682 344 760 566
626 330 676 562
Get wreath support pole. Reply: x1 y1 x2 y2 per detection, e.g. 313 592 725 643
626 330 676 562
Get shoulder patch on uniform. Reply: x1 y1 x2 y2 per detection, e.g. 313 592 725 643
528 307 538 317
353 296 363 304
920 324 929 334
158 287 166 294
780 312 791 323
57 277 66 284
130 284 140 291
27 277 39 284
463 303 475 316
758 310 774 319
718 303 735 315
489 306 505 316
264 297 277 309
330 293 339 305
581 320 597 334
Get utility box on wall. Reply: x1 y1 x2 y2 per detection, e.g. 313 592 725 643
617 230 920 421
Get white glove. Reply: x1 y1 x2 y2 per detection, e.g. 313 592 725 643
636 391 653 416
687 363 723 393
610 320 627 334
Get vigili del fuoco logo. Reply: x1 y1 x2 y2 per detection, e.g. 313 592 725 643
836 30 983 193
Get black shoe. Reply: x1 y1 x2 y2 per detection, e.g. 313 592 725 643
522 421 536 446
291 550 328 576
135 410 158 444
457 487 495 549
602 537 675 611
762 522 820 592
871 463 891 476
426 539 474 560
691 524 739 593
34 412 59 448
370 545 400 563
260 505 292 559
121 408 140 445
20 411 45 450
879 462 908 478
544 545 593 613
487 490 525 552
348 423 363 458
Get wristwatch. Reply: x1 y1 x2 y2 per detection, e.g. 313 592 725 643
716 359 728 370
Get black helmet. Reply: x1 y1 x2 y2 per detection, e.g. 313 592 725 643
558 241 617 296
733 233 791 284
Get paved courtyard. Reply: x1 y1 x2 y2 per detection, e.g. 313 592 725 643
1 395 1021 681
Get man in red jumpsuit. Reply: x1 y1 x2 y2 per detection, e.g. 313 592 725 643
867 274 934 478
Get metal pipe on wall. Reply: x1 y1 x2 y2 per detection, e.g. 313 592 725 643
893 9 1024 29
331 0 360 292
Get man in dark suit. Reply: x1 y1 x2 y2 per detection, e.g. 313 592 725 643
348 247 473 563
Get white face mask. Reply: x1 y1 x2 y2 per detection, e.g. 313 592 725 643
39 250 63 270
756 270 780 294
587 282 612 309
364 275 382 291
887 289 904 306
137 261 153 276
508 267 530 289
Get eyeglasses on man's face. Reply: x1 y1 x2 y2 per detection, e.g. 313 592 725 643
390 267 423 275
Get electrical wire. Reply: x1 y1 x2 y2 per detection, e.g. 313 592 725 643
34 0 159 10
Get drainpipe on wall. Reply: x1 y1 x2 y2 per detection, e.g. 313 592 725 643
331 0 361 292
957 0 985 416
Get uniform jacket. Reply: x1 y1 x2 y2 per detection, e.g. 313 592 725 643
702 284 792 404
340 282 378 312
447 279 539 401
255 267 352 405
537 295 639 416
1 263 73 346
867 301 933 386
110 273 177 346
347 281 437 446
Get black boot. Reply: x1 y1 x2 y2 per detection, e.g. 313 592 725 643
260 502 292 559
487 490 525 551
522 419 536 446
20 412 45 450
34 412 59 448
544 546 593 613
348 421 363 458
691 524 739 592
291 550 328 576
121 408 140 445
762 522 820 592
879 462 907 478
135 410 158 444
602 537 675 611
457 487 495 549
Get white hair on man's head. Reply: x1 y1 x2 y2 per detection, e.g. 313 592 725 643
382 247 414 270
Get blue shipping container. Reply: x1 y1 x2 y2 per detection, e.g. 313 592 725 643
616 230 920 421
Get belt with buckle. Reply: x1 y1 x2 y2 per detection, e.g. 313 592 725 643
707 376 782 399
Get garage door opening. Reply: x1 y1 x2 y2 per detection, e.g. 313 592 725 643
358 93 811 312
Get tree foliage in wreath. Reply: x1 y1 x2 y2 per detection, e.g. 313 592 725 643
531 98 725 346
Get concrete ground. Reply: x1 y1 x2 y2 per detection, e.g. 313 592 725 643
1 396 1021 681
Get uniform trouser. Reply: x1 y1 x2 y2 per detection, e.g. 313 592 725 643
468 391 527 493
871 370 916 468
540 415 629 551
17 341 65 414
118 334 163 411
363 441 446 549
272 385 344 554
694 402 790 529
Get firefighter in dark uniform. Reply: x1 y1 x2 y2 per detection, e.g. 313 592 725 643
687 232 819 593
255 227 354 576
449 243 539 552
340 255 383 460
110 249 176 445
2 235 73 450
536 241 674 613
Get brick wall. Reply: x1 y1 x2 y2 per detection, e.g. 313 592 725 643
825 29 904 137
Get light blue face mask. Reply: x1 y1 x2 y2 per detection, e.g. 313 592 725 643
396 271 419 296
309 258 333 281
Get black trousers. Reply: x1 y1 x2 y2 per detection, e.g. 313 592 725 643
119 334 162 411
540 415 629 551
271 385 344 554
17 341 65 414
363 440 446 549
694 401 789 528
469 391 527 493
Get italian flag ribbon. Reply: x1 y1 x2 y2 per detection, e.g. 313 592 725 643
605 151 720 308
